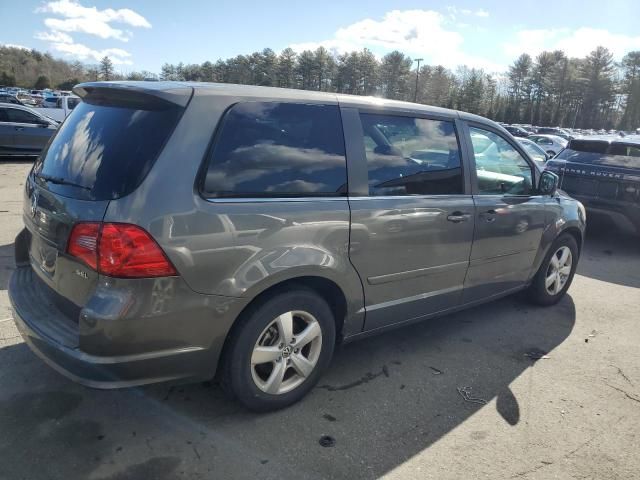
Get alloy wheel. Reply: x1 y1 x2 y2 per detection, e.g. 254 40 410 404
250 310 323 395
545 246 572 295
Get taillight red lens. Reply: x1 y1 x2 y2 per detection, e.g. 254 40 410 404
67 222 100 270
99 223 177 278
66 222 177 278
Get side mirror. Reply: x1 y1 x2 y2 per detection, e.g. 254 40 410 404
539 170 559 196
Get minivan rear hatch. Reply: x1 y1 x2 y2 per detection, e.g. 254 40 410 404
25 83 190 313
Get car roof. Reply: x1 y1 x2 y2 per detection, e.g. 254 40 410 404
74 80 503 129
530 134 566 141
569 136 640 147
0 102 29 109
0 102 47 116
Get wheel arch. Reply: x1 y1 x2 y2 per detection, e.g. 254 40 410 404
560 226 583 256
215 274 354 379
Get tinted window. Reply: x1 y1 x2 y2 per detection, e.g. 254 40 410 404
555 141 640 169
6 108 41 124
34 98 182 200
470 127 533 195
0 108 8 122
360 114 463 196
203 102 347 197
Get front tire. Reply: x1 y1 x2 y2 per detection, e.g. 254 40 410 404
220 288 336 412
527 234 579 305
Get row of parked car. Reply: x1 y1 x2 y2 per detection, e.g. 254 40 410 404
4 81 640 412
0 86 74 106
501 123 635 140
0 87 80 123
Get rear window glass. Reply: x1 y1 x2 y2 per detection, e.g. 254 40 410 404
203 102 347 197
556 140 640 169
34 99 182 200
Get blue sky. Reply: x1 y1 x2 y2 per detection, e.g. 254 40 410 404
1 0 640 74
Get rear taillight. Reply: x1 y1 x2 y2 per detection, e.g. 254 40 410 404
67 222 177 278
67 222 100 270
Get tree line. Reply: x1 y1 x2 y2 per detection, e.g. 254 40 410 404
2 44 639 130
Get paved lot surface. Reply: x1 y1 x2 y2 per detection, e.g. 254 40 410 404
1 159 639 480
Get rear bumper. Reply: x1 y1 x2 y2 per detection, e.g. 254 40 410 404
9 266 244 388
570 195 640 234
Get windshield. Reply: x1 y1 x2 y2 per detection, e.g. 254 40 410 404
34 99 183 200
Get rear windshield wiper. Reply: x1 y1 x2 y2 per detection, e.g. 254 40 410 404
35 173 91 191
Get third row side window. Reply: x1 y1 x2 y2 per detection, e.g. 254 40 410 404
360 113 464 196
204 102 347 197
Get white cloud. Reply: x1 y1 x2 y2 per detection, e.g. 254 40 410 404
44 17 131 41
446 6 489 19
36 0 150 41
50 41 132 64
1 43 30 50
33 0 150 65
35 30 73 43
504 27 640 59
290 9 503 72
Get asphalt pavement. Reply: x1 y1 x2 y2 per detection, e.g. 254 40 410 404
1 160 638 480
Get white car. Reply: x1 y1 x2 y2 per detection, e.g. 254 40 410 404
36 95 81 122
516 137 549 164
527 134 568 157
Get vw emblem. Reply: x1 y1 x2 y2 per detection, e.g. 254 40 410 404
30 189 39 218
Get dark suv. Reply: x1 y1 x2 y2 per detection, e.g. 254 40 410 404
546 137 640 234
9 82 585 411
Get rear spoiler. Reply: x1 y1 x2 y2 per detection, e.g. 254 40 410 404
73 81 193 108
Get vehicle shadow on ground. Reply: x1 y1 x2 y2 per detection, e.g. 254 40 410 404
577 224 639 288
0 293 576 479
0 155 36 162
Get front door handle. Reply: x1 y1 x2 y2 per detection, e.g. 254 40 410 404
446 212 471 223
15 127 25 131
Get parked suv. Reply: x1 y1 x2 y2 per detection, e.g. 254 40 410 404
9 82 585 411
546 137 640 234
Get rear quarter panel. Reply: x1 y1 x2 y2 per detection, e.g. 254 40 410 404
104 90 365 336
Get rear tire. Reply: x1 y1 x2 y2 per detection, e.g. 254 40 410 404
527 234 579 306
220 288 335 412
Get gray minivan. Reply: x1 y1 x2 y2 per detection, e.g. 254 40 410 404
9 82 585 411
